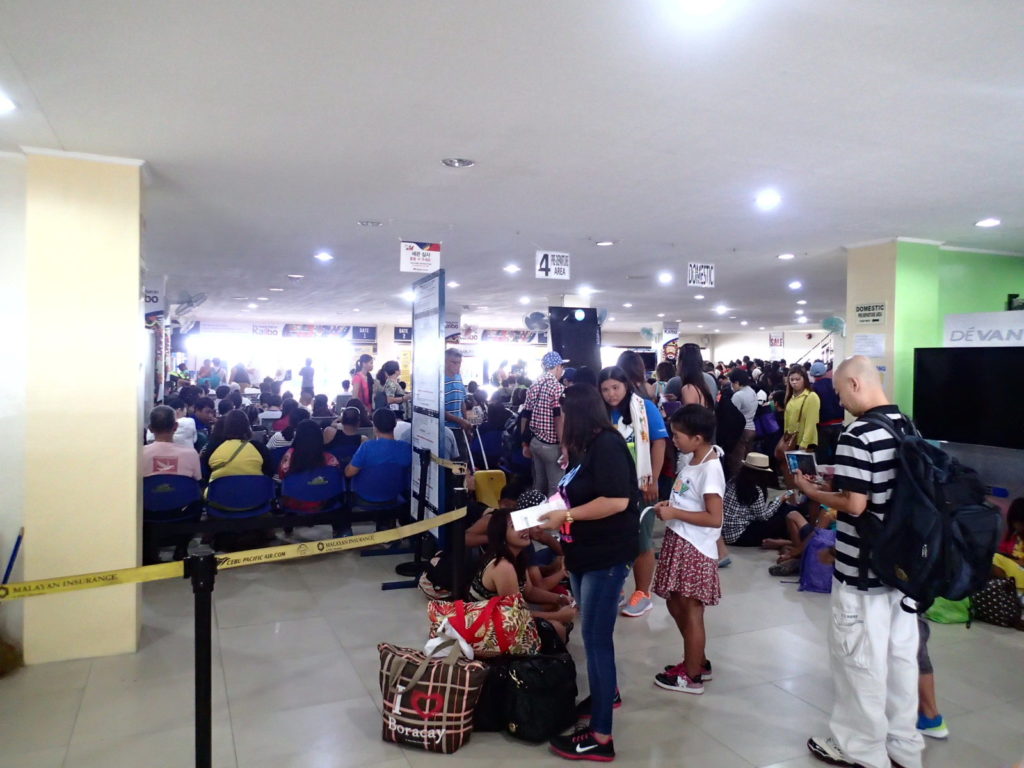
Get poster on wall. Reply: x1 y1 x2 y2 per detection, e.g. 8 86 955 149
855 303 886 325
944 311 1024 347
400 241 441 273
143 284 165 323
768 332 785 359
853 333 886 357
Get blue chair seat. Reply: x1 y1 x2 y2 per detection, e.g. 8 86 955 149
206 474 275 519
281 466 345 512
143 475 202 523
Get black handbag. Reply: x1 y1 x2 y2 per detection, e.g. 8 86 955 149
971 577 1023 629
473 652 578 741
505 652 578 742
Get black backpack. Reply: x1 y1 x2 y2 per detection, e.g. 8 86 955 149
854 412 1001 613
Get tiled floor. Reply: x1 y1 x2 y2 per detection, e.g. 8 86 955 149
2 532 1022 768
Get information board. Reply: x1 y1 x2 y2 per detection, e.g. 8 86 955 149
411 271 445 518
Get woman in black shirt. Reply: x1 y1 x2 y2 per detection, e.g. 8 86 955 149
539 384 638 762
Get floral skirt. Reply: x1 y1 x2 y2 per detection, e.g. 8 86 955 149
653 528 722 606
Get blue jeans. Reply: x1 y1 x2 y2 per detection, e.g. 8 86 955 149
570 562 629 736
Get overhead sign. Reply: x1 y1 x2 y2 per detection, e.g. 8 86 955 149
944 311 1024 347
686 262 715 288
768 332 785 360
855 302 886 325
400 241 441 273
394 326 413 342
535 250 570 280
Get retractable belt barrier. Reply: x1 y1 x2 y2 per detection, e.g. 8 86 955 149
0 507 466 602
430 455 467 475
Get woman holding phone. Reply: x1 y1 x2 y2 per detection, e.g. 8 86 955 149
539 384 639 762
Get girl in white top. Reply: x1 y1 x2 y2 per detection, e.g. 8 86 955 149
652 404 725 696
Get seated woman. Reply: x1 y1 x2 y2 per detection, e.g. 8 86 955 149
311 394 334 418
722 453 805 548
273 398 298 432
201 409 275 481
469 506 575 651
279 420 341 513
992 498 1024 592
266 406 309 450
322 406 366 466
344 396 373 427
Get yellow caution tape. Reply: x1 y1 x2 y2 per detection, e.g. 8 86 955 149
0 507 466 602
0 561 183 602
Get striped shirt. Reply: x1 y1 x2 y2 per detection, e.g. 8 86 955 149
832 404 908 590
444 374 466 428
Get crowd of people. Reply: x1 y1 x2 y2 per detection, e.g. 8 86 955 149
144 345 1022 768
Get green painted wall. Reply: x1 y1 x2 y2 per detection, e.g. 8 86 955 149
894 242 1024 412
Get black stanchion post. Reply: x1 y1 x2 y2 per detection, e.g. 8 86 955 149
449 480 467 599
186 545 217 768
388 448 432 587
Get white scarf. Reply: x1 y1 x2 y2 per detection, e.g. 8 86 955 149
616 393 653 489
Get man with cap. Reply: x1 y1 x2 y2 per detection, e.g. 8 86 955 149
810 360 844 465
520 351 567 496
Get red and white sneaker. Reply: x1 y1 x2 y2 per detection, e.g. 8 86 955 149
663 660 713 681
654 669 704 695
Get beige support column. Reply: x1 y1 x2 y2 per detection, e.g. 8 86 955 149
844 241 897 399
22 151 143 663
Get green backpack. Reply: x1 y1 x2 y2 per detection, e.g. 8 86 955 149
925 596 971 624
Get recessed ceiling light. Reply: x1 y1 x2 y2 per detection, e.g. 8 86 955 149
788 280 803 290
519 296 531 305
675 319 682 323
797 299 807 305
400 290 416 302
713 304 728 315
287 274 304 279
758 326 765 330
778 253 795 260
353 308 360 312
657 271 673 285
797 316 809 324
729 316 736 319
975 217 1001 228
503 264 521 274
657 313 666 318
314 250 333 262
578 285 596 297
232 296 248 300
247 303 258 309
795 309 804 315
740 321 748 326
608 316 616 322
694 294 705 300
755 188 782 211
446 281 460 288
622 302 633 308
697 324 704 328
714 329 721 333
358 220 383 227
268 287 284 292
441 158 475 168
0 92 15 114
256 297 269 301
595 240 616 247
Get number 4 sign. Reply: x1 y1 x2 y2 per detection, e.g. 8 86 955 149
536 250 570 280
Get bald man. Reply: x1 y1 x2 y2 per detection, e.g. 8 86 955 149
795 357 924 768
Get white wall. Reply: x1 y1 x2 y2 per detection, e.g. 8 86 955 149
0 153 27 645
710 330 830 366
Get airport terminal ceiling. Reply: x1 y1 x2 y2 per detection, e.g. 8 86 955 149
0 0 1021 332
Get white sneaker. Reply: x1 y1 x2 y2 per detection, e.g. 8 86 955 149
807 736 863 768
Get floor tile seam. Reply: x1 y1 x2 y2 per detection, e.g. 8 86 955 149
767 678 831 715
323 614 382 701
59 661 94 764
211 607 239 768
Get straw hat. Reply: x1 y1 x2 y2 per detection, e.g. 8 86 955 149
742 452 773 472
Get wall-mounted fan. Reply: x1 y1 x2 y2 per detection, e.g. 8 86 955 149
822 315 846 337
524 311 550 331
173 292 207 317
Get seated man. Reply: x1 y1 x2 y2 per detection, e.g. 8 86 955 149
145 397 198 447
141 405 201 480
346 409 413 521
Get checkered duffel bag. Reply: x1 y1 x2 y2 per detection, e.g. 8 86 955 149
378 640 488 753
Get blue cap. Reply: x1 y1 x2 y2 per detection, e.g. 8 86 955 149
810 361 828 377
542 351 569 369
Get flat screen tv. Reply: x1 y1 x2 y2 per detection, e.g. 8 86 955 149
913 347 1024 450
549 307 602 374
